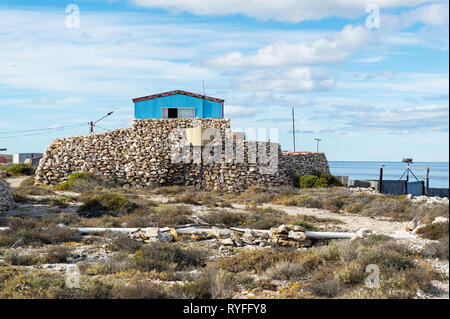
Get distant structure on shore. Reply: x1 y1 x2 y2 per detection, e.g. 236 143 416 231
13 153 43 164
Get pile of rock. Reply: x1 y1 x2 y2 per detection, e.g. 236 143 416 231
129 227 176 243
35 118 330 191
411 195 449 205
269 224 312 247
0 180 15 211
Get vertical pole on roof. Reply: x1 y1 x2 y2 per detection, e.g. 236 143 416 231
292 107 296 153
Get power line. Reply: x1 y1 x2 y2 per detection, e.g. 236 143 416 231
93 124 110 131
0 124 87 139
0 123 86 135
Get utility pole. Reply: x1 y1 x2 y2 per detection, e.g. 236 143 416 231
292 107 296 152
90 111 113 134
314 138 322 152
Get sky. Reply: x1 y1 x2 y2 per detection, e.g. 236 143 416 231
0 0 448 162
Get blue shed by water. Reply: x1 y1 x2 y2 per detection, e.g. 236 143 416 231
133 90 224 119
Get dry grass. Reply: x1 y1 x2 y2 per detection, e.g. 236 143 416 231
272 187 449 222
133 242 207 272
415 222 449 241
114 280 169 299
169 267 236 299
0 218 81 248
124 205 193 228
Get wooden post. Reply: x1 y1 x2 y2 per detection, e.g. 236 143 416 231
378 167 383 193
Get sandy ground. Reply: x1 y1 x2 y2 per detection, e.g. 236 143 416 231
4 176 28 188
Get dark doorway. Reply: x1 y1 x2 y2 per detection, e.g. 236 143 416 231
168 108 178 118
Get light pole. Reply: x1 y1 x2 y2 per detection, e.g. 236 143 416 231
314 138 321 152
292 107 296 152
90 111 113 134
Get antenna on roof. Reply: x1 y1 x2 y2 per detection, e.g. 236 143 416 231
202 80 206 96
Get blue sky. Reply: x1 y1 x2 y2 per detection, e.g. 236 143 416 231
0 0 448 161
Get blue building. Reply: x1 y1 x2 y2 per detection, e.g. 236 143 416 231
133 90 224 119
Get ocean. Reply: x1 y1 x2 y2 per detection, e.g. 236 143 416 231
328 161 449 189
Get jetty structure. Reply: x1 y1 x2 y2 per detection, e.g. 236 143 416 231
35 90 330 191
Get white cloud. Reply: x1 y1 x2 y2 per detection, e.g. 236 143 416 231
238 67 334 92
357 55 386 63
206 25 375 68
131 0 439 22
224 105 259 117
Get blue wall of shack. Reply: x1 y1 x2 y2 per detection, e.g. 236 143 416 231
134 94 223 119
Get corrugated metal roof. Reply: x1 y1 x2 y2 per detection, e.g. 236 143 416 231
132 90 224 103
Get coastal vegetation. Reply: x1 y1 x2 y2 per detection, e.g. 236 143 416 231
0 173 448 299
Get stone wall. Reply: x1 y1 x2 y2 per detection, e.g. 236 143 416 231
281 152 330 176
35 119 329 191
0 180 15 211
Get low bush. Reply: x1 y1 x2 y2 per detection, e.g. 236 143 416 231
217 248 316 274
42 246 72 264
415 222 449 241
3 249 39 266
169 267 235 299
115 280 169 299
78 192 137 217
0 218 81 247
265 261 307 281
55 172 114 192
133 242 206 272
5 164 35 176
107 233 143 253
299 175 318 188
201 205 296 230
125 205 192 228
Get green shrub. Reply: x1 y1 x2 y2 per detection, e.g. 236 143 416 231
292 172 302 188
5 164 35 176
319 173 343 186
78 193 137 217
55 172 113 192
299 175 318 188
314 177 328 188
